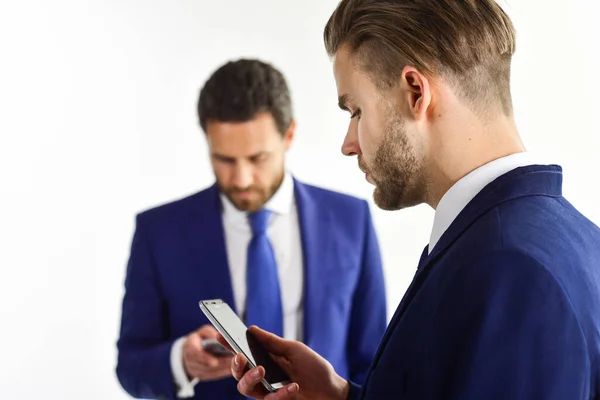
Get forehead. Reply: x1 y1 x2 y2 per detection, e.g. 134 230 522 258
332 48 379 106
332 48 356 94
205 112 282 155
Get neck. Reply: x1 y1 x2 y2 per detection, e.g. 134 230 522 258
425 112 525 209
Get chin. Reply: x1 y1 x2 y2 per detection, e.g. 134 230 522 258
373 187 412 211
235 200 265 213
373 189 394 211
231 199 252 211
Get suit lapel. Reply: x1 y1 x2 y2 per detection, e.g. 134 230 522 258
293 179 332 346
182 184 237 313
367 245 429 370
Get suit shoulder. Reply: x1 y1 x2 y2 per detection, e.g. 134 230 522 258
467 247 545 270
451 247 578 309
135 186 214 224
441 248 568 310
495 196 600 268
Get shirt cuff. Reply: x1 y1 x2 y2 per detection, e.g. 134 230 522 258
170 336 199 398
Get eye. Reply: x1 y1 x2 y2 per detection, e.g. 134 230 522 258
214 154 235 164
350 109 361 119
250 153 268 164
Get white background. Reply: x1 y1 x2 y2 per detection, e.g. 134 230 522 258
0 0 598 398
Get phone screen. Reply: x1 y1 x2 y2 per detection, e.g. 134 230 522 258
200 300 290 387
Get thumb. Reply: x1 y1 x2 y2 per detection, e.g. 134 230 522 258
187 330 204 353
248 325 292 357
197 324 219 339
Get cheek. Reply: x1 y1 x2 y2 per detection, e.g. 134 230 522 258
255 158 282 185
357 118 379 157
211 162 231 184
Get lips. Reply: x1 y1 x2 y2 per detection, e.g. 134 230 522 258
230 189 256 199
358 161 368 175
234 191 252 199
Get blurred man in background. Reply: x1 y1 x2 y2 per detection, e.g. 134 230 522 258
115 58 387 400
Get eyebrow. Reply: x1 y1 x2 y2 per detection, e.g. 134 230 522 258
212 152 235 162
212 151 269 161
338 93 351 112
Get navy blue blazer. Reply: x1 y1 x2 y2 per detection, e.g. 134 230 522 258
116 179 387 400
350 165 600 399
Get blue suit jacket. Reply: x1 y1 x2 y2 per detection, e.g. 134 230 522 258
116 179 387 400
350 165 600 399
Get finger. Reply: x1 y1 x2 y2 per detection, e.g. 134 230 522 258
187 330 203 350
187 366 233 382
248 326 292 356
196 351 221 368
209 357 236 372
198 324 219 339
216 333 234 352
187 355 233 375
231 353 248 381
237 365 268 398
264 383 300 400
183 334 206 362
186 356 231 373
186 366 232 381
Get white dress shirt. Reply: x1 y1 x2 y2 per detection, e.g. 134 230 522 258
429 152 540 254
171 172 304 397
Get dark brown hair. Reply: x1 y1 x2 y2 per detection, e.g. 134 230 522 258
324 0 517 116
198 59 293 135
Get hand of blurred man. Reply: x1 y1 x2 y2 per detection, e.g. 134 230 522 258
183 325 233 382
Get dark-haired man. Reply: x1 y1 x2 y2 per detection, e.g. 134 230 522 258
115 58 387 400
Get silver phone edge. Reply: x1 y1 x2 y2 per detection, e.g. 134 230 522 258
198 300 289 392
270 380 292 391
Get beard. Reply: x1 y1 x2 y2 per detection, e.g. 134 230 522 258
218 173 284 213
362 111 426 211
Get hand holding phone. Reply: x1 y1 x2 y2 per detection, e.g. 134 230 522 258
199 299 291 392
182 325 233 382
227 325 351 400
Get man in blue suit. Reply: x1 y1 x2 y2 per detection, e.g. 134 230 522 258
115 58 387 400
229 1 600 399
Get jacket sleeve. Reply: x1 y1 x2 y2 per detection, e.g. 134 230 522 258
115 214 177 399
347 381 363 400
427 248 588 400
347 201 387 384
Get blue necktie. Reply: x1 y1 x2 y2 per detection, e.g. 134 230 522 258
245 209 283 338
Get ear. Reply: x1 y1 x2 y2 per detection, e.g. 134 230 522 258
400 66 431 121
283 120 296 151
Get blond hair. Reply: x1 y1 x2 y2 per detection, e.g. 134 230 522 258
324 0 517 116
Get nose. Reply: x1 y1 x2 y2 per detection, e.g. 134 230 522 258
341 121 360 157
232 163 253 189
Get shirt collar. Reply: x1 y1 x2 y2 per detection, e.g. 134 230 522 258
220 171 295 225
428 151 540 254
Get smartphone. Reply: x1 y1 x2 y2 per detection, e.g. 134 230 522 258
201 338 233 357
199 299 291 392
